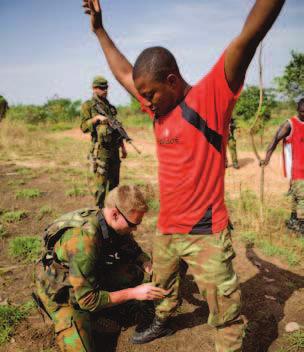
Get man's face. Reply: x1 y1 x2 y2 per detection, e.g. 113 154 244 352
93 86 108 99
298 104 304 121
134 74 179 116
113 208 145 235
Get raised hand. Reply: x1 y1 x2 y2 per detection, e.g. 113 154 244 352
82 0 102 32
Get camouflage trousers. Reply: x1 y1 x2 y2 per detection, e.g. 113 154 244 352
228 135 238 165
35 263 143 352
89 147 120 208
152 228 245 352
290 179 304 219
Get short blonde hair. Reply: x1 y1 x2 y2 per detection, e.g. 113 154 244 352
105 185 148 216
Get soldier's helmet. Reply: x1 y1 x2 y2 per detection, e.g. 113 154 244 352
92 76 108 89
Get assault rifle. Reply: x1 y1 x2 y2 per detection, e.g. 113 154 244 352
107 119 141 154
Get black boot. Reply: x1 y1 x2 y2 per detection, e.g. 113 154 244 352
298 220 304 236
132 317 174 344
285 212 299 231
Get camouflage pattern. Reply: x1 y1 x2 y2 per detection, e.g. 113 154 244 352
92 76 108 88
34 209 148 352
290 179 304 219
152 229 245 352
80 95 123 208
0 95 8 121
228 117 238 167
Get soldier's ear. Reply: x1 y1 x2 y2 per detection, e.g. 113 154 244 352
111 208 120 222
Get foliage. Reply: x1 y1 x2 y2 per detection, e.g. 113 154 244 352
38 205 53 219
8 236 42 263
274 51 304 101
7 97 81 124
1 210 27 223
15 188 42 199
65 185 88 197
0 302 34 345
234 85 277 127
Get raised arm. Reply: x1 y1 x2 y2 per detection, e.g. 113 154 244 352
83 0 138 97
225 0 285 93
260 120 291 166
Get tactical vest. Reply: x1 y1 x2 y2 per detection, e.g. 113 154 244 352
37 208 142 305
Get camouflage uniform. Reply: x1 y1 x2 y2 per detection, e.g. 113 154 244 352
227 117 239 169
0 95 9 121
290 180 304 220
80 77 123 208
34 208 149 352
152 228 244 352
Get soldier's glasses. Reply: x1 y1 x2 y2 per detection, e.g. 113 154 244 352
116 206 140 228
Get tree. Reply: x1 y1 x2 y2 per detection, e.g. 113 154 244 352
234 85 277 124
274 51 304 100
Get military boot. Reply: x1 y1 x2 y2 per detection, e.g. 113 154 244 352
285 212 299 231
232 161 239 169
132 316 174 344
298 220 304 237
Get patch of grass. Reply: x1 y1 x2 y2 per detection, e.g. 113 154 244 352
38 205 53 219
276 329 304 352
240 232 300 266
65 185 88 197
1 210 27 223
15 167 33 176
0 301 33 345
8 179 26 187
0 225 7 238
147 198 159 212
15 188 42 199
8 236 42 263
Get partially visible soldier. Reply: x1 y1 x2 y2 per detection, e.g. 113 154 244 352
0 95 9 122
227 116 239 169
261 98 304 235
81 76 127 208
33 184 169 352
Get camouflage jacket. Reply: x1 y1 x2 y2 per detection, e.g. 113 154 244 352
37 209 148 312
80 95 122 151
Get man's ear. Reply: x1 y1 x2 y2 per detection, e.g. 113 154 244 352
167 74 178 87
110 208 119 222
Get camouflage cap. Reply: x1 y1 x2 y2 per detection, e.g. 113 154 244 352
92 76 108 88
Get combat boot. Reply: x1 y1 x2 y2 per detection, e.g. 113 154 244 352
298 220 304 237
132 316 174 344
285 212 299 231
232 161 239 169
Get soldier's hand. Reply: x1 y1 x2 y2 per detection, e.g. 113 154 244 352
142 261 153 275
132 283 171 301
121 145 128 159
83 0 102 32
92 114 108 125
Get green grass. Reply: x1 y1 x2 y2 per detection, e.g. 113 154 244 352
15 188 42 199
8 236 42 263
0 225 7 238
147 198 160 212
0 301 34 345
240 231 301 266
1 210 27 223
8 179 26 187
65 185 88 197
276 329 304 352
38 205 53 219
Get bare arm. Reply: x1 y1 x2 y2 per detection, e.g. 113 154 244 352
261 121 291 166
83 0 138 97
109 283 170 305
225 0 285 93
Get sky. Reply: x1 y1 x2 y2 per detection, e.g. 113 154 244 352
0 0 303 106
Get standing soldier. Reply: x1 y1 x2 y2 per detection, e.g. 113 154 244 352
227 116 239 169
80 76 127 208
261 98 304 235
33 185 168 352
0 95 9 122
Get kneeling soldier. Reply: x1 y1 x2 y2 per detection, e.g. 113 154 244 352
34 185 168 352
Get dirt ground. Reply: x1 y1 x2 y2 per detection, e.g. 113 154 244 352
0 128 303 352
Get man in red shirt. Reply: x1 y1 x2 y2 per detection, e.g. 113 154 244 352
261 99 304 235
83 1 285 350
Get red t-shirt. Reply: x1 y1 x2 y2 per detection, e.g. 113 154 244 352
139 52 241 234
283 116 304 180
